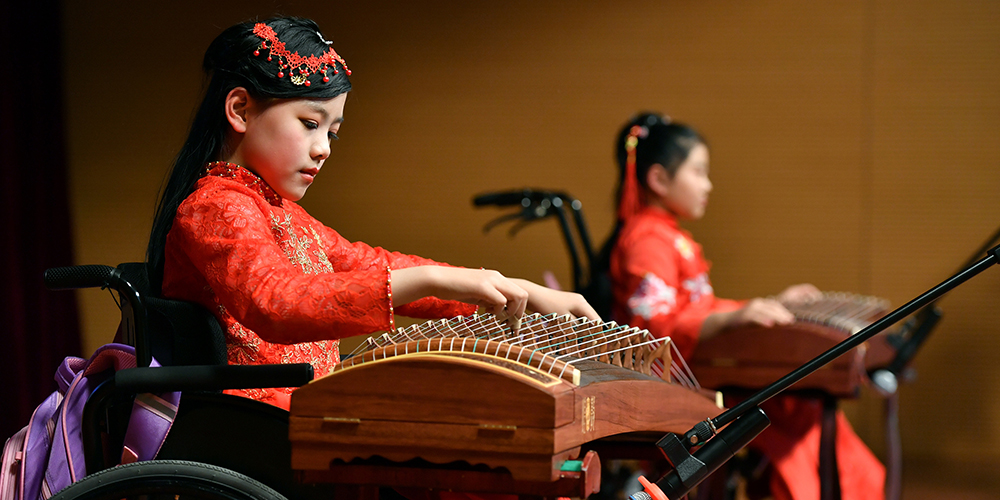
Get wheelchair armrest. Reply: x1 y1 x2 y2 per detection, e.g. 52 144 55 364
84 363 314 473
114 363 314 393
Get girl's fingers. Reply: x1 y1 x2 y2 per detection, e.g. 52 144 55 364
507 312 522 332
744 298 795 326
779 283 823 304
473 269 527 331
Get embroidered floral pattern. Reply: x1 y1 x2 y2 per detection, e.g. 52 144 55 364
675 235 695 261
628 273 678 320
270 213 334 274
683 273 714 303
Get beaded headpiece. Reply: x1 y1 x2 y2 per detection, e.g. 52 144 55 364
252 23 352 87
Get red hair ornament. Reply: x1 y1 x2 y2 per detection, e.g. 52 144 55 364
617 124 648 222
252 23 352 86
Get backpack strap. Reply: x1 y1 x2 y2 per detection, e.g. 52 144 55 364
14 390 62 500
120 391 180 464
39 344 181 497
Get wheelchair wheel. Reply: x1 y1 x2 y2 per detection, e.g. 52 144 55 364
49 460 288 500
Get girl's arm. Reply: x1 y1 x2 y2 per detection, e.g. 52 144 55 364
698 298 794 340
698 284 821 340
508 278 599 320
317 216 598 321
775 283 823 304
390 266 528 319
317 223 482 318
390 269 599 324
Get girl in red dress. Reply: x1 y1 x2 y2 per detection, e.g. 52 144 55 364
145 17 597 411
604 113 884 500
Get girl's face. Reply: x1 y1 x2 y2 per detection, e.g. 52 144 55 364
658 142 712 220
231 93 348 201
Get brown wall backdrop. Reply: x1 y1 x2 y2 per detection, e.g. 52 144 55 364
63 0 1000 477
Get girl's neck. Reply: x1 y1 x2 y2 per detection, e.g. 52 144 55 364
643 192 678 218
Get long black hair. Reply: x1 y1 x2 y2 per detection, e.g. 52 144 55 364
146 17 352 294
585 112 706 319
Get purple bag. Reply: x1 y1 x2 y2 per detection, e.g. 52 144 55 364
1 344 180 500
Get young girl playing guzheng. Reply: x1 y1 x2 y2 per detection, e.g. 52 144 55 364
604 113 884 500
145 17 598 411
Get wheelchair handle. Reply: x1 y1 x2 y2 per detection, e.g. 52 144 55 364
44 264 152 368
44 264 118 290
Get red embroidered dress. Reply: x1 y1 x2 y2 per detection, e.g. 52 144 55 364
609 206 742 361
162 164 476 409
610 206 884 500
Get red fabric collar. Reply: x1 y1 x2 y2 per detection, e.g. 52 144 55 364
203 162 283 206
635 205 680 230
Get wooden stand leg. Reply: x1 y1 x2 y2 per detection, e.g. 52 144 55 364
819 396 842 500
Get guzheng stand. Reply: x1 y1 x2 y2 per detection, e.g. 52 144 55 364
633 244 1000 500
297 451 602 500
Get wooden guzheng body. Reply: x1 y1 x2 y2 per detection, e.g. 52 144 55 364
289 313 722 494
690 292 898 397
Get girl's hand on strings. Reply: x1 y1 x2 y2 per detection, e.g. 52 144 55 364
390 266 528 327
510 278 601 321
731 298 796 328
702 297 797 340
775 283 823 305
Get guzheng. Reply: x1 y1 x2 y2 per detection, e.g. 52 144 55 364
289 313 722 487
690 292 898 398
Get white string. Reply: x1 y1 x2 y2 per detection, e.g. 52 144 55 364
344 313 695 387
557 337 662 380
669 340 700 390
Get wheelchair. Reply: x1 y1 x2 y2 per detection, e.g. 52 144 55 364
43 263 328 500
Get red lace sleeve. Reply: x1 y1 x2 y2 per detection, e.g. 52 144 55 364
168 184 396 344
314 221 477 319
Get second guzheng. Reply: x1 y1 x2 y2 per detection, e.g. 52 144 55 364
289 313 722 484
690 292 898 397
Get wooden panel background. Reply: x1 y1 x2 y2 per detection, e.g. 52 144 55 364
61 0 1000 477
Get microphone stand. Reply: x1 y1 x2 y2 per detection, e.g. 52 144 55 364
873 223 1000 393
868 225 1000 500
632 243 1000 500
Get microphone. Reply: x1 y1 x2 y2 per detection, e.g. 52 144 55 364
629 407 770 500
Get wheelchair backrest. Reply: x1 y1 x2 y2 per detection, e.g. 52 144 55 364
115 263 227 367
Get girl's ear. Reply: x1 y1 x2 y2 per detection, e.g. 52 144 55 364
645 164 671 198
224 87 253 134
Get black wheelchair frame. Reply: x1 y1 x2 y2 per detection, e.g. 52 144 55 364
43 263 320 500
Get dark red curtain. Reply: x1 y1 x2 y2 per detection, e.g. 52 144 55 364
0 0 82 439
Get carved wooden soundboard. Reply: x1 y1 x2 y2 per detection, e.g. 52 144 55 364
288 314 723 496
